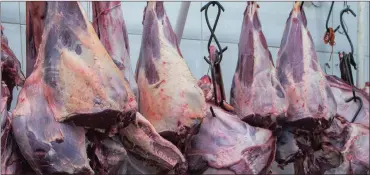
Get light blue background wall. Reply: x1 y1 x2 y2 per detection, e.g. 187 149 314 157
1 1 369 111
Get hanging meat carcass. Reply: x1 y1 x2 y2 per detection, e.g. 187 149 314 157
1 82 32 174
92 2 138 100
230 2 288 129
1 25 25 110
1 26 32 174
119 112 187 174
326 75 369 127
135 1 206 151
275 2 337 132
187 47 276 174
323 118 369 174
26 2 46 77
10 1 140 174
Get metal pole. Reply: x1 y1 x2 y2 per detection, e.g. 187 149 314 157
175 2 191 45
356 2 365 88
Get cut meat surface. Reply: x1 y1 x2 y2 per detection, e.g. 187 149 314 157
1 82 30 175
187 76 276 174
87 132 128 175
92 2 138 100
13 1 137 129
135 2 206 150
326 75 369 127
324 117 369 174
10 1 140 174
276 2 337 131
119 112 187 174
230 2 288 129
187 105 276 175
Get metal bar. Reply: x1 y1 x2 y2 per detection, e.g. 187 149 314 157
175 2 191 45
356 2 366 88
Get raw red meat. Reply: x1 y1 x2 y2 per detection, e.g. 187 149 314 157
326 75 369 127
26 2 46 77
323 116 369 174
86 131 128 175
1 26 25 110
187 75 276 174
230 2 288 129
11 2 140 174
275 2 337 131
119 112 187 174
1 82 30 174
92 2 138 100
135 1 206 151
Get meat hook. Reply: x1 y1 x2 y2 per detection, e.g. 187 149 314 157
342 52 363 122
201 1 228 65
326 2 340 34
340 5 356 57
323 2 340 47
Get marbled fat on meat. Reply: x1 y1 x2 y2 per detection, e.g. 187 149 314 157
11 2 138 174
135 2 206 150
92 2 138 101
230 2 288 129
275 2 337 131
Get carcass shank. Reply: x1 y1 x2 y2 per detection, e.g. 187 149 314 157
230 2 288 129
136 2 206 150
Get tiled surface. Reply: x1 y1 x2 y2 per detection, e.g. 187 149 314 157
1 2 20 24
19 2 26 24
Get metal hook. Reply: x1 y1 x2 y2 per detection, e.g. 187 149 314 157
201 1 228 65
340 6 356 55
326 2 340 33
345 96 363 123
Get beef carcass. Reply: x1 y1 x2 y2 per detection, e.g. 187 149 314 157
187 74 276 174
1 82 32 174
10 1 141 174
119 112 187 174
136 1 206 151
1 25 25 110
275 2 337 131
86 130 128 175
26 2 46 77
230 2 288 129
92 2 138 100
326 75 369 127
323 116 369 174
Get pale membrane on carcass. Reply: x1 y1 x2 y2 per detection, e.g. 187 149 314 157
13 2 137 127
10 2 141 174
136 2 206 134
230 2 288 128
326 75 369 127
276 3 336 130
325 123 369 174
92 2 138 100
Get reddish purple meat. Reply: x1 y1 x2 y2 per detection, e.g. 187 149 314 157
275 2 337 131
26 2 46 77
326 75 369 127
92 2 138 100
187 75 276 174
324 116 369 174
135 2 206 151
230 2 288 129
10 2 141 174
1 25 25 110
